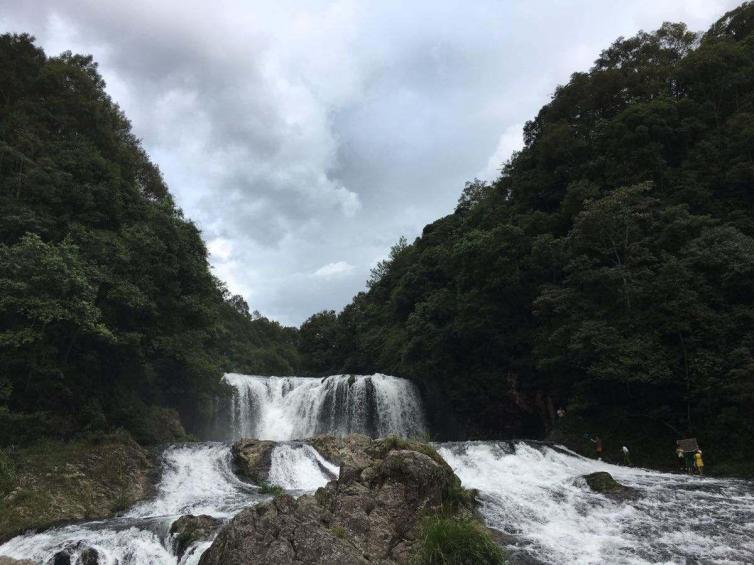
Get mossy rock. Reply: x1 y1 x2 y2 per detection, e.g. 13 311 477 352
583 472 637 501
170 514 221 559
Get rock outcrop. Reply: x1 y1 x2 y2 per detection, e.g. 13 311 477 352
231 439 276 483
0 433 154 543
170 514 222 559
582 471 638 501
200 436 485 564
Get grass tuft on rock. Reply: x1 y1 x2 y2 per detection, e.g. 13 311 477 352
258 481 284 497
442 478 478 513
381 435 446 467
413 516 506 565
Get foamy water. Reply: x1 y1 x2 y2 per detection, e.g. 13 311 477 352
438 441 754 564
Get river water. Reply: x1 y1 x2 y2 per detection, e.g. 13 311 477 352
1 373 752 564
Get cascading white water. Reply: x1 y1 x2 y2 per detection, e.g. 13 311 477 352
223 373 426 440
0 442 338 565
3 374 753 565
437 441 754 564
268 444 340 490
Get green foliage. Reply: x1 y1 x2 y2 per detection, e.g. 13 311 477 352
330 525 347 539
0 449 16 496
381 435 446 466
299 2 754 468
258 481 284 496
442 478 478 513
0 33 299 446
412 516 506 565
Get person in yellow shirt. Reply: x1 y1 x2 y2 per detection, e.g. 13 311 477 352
694 449 704 476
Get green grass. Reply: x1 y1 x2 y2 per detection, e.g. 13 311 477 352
412 516 506 565
330 525 347 539
382 435 446 466
258 481 285 496
442 478 478 513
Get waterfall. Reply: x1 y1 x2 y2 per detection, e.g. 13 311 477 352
223 373 426 440
3 378 753 564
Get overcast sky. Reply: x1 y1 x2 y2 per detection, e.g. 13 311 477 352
0 0 740 325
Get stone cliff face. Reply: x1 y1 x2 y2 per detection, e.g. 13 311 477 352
202 436 486 564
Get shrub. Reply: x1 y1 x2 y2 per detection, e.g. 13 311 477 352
413 516 506 565
258 481 284 496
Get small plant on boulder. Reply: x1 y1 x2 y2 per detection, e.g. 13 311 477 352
258 481 284 496
412 516 506 565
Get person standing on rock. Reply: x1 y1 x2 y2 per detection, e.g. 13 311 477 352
622 445 631 466
694 449 704 476
591 436 603 461
676 446 685 471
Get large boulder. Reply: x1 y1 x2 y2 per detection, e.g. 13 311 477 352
582 471 638 501
170 514 222 559
200 436 485 564
231 439 276 483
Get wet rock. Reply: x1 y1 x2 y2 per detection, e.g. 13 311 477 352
51 551 71 565
231 439 276 483
170 514 222 559
200 436 486 565
583 471 638 500
78 547 99 565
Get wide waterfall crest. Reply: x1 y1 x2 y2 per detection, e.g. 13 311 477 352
224 373 426 440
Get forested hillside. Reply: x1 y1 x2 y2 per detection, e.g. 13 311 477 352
0 34 299 445
300 3 754 471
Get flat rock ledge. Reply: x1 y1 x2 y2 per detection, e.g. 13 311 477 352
201 436 480 564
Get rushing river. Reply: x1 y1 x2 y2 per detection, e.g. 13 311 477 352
1 374 752 564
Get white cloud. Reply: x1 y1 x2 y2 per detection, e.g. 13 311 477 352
0 0 740 324
312 261 355 279
479 123 524 182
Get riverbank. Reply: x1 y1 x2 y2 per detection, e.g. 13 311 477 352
547 410 754 479
0 431 155 543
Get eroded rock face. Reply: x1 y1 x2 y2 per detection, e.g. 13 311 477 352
305 435 373 469
170 514 222 559
231 439 276 483
200 437 476 565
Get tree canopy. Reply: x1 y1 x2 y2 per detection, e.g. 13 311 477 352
300 3 754 471
0 34 299 445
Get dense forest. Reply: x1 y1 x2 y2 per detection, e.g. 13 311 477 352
300 3 754 472
0 34 300 445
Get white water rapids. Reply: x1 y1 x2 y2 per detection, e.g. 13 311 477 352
1 373 752 564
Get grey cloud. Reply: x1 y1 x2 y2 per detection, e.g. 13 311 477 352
0 0 740 324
